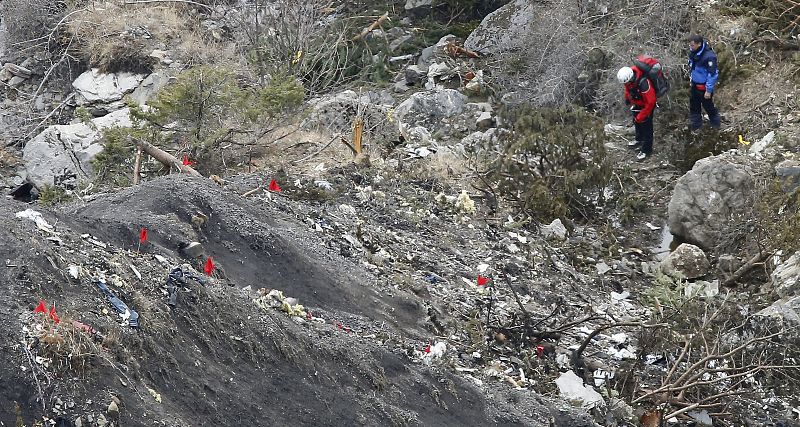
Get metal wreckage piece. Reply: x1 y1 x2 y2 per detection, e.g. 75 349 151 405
94 278 140 328
166 265 206 308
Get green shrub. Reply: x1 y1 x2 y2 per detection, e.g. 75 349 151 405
92 126 138 188
132 65 303 174
38 185 74 206
490 106 611 221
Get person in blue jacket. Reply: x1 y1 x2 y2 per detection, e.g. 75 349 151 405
688 35 721 130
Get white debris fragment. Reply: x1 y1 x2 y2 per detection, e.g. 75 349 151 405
555 371 605 408
596 262 611 275
15 209 56 233
68 265 80 279
455 190 476 215
130 264 142 280
607 346 636 360
154 255 168 265
556 353 570 369
645 222 661 231
687 410 713 425
339 204 357 216
610 333 628 344
610 291 630 301
315 180 333 191
477 263 490 273
593 368 614 387
423 342 446 365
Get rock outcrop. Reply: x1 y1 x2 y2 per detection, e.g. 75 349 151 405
23 109 133 189
668 153 755 250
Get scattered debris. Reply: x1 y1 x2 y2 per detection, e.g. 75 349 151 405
94 277 140 328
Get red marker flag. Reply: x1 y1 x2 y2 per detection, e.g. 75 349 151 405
268 179 281 192
139 227 148 244
204 257 215 276
182 154 194 166
34 300 47 314
477 275 490 286
49 306 60 324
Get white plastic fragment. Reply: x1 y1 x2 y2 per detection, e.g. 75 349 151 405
68 265 80 279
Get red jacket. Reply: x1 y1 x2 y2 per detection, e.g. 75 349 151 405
624 67 656 123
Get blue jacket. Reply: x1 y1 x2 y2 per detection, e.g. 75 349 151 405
688 41 719 93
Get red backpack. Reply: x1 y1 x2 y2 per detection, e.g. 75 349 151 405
633 55 670 98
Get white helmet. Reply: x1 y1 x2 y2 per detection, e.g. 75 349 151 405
616 66 634 83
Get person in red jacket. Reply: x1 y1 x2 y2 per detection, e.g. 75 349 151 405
617 65 657 161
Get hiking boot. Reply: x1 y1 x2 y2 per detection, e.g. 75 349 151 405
636 151 649 161
627 140 642 147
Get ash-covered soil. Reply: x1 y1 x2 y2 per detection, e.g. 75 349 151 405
0 175 595 426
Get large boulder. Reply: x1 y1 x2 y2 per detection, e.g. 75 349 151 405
667 153 755 250
394 88 467 124
757 295 800 325
404 0 432 15
774 251 800 298
776 159 800 193
303 90 400 144
658 243 710 279
23 108 133 189
129 72 172 106
464 0 537 55
73 69 147 105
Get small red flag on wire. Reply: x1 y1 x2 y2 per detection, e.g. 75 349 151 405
268 179 281 192
204 257 215 276
182 154 194 166
139 227 148 244
49 306 60 324
34 300 47 314
477 275 490 286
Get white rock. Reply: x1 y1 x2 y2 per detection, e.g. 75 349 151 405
130 72 171 106
73 69 146 105
23 108 133 188
659 243 710 279
555 371 604 408
774 251 800 297
540 218 567 241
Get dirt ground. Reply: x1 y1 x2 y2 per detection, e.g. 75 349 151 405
0 176 597 426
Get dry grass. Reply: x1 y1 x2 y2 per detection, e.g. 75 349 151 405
35 316 103 378
65 1 242 72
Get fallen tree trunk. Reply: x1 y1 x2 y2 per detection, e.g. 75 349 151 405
130 137 202 177
722 250 772 287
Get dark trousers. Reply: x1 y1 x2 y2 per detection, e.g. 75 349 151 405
689 85 720 129
635 115 654 155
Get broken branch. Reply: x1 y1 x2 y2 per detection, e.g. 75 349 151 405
352 12 389 41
